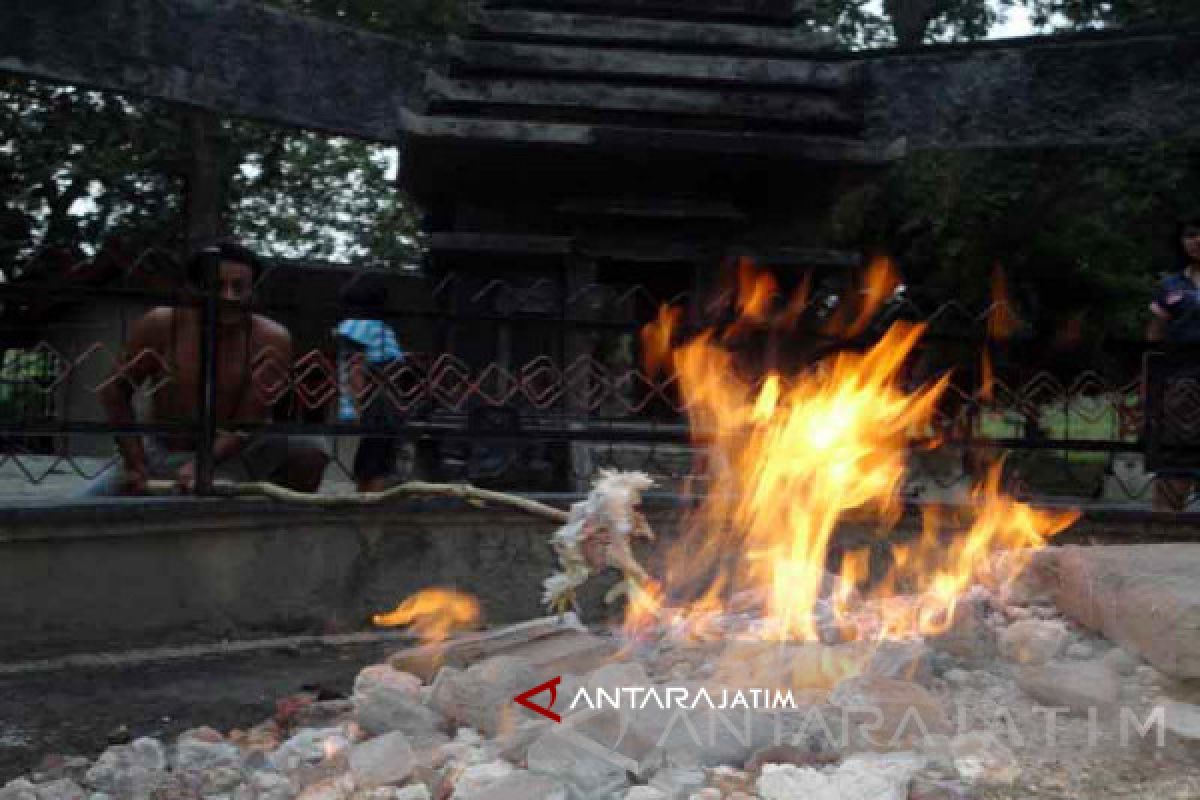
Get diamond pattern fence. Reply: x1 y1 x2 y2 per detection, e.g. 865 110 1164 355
0 245 1190 505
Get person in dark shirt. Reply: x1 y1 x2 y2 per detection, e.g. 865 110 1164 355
1147 216 1200 509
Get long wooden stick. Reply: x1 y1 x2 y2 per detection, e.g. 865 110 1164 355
145 479 570 522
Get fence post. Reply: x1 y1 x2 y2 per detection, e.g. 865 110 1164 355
195 273 219 495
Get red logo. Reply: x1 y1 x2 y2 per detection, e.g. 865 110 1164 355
514 676 562 723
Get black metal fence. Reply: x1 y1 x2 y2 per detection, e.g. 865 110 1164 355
0 244 1191 506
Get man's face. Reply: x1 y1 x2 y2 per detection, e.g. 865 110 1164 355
216 259 254 324
1183 226 1200 263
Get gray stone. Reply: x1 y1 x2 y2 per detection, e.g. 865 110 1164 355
998 619 1067 666
865 641 934 685
0 779 36 800
756 754 917 800
355 687 444 739
448 760 514 798
648 767 705 800
1065 642 1093 660
29 780 84 800
355 665 423 699
1053 544 1200 679
527 723 630 798
454 770 568 800
83 739 168 799
586 662 652 696
624 788 667 800
928 592 996 663
393 787 433 800
233 771 293 800
494 719 552 763
431 656 543 737
948 731 1019 785
269 728 350 779
943 669 972 687
829 675 951 748
908 777 977 800
1101 646 1142 677
171 738 243 773
1164 701 1200 761
349 732 416 788
1015 659 1119 715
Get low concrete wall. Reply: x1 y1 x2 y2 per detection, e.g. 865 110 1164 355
1 496 1196 661
0 497 690 661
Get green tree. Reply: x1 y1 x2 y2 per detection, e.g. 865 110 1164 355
1020 0 1200 31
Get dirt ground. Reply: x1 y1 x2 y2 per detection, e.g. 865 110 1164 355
0 639 396 782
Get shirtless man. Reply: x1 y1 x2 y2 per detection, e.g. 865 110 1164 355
86 242 327 495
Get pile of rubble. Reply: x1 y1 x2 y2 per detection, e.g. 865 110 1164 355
3 545 1200 800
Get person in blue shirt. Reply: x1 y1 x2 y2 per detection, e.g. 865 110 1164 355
336 275 404 492
1147 216 1200 510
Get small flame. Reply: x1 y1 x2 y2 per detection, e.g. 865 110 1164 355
641 305 682 378
987 264 1019 341
373 588 481 644
736 256 776 324
845 254 900 338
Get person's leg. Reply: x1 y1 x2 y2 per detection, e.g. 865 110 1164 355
76 437 170 497
234 435 329 493
352 436 395 493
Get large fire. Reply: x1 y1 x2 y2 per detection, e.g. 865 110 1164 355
628 259 1078 648
377 260 1078 687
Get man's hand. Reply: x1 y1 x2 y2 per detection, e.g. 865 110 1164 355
121 465 149 495
176 460 196 493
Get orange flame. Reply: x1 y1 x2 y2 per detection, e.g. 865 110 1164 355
641 304 682 378
988 264 1019 341
846 254 900 338
634 261 1078 649
373 588 481 644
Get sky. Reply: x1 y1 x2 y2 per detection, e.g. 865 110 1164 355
862 0 1040 40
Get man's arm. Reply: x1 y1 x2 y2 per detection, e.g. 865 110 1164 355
97 308 170 493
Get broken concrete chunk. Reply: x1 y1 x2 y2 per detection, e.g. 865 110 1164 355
1101 646 1142 677
454 770 568 800
928 591 997 663
388 617 594 683
355 687 444 739
998 619 1067 666
648 767 706 800
829 675 951 748
1053 544 1200 680
1015 659 1119 715
1164 701 1200 762
355 665 423 699
349 731 416 788
949 731 1020 785
527 725 630 798
449 760 515 798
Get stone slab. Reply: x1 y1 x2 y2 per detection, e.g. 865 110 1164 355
1051 544 1200 679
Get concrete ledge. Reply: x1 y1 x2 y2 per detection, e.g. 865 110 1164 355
1 495 1197 661
0 497 659 661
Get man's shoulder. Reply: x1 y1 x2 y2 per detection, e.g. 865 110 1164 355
251 314 291 343
132 306 177 335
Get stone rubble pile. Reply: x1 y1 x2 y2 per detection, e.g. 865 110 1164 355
3 551 1200 799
